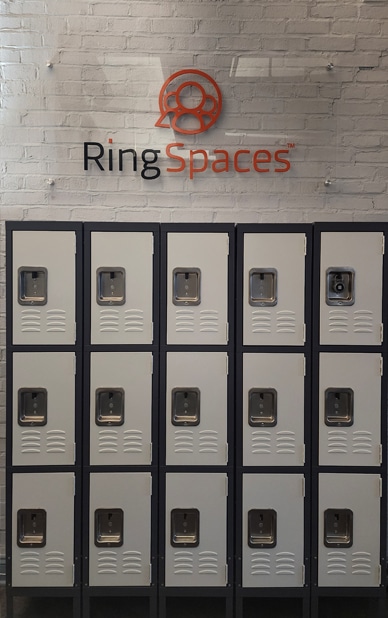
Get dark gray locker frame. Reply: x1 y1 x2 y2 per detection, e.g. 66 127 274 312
311 223 388 618
81 467 158 618
158 469 234 618
82 223 160 618
234 224 313 618
5 222 84 618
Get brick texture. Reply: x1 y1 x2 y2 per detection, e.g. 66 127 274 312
1 0 388 559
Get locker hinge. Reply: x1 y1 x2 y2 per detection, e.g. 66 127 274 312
152 322 154 344
226 355 229 375
380 324 383 345
225 443 229 464
72 564 75 585
304 235 307 256
379 445 383 465
303 357 306 377
382 235 385 255
150 564 153 584
380 356 383 376
225 565 228 585
302 477 305 497
225 477 228 497
73 356 76 375
150 355 154 374
226 323 229 344
302 564 306 585
152 235 154 255
379 477 383 498
150 474 153 495
226 235 230 255
378 564 382 585
73 475 76 496
74 233 77 254
74 443 76 464
303 324 306 344
302 445 305 465
73 323 77 343
149 443 153 465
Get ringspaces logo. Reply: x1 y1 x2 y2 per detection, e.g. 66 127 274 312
84 69 293 180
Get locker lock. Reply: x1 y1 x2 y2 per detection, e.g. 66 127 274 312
171 509 200 547
172 268 201 306
95 388 125 426
324 509 353 548
97 268 126 305
326 268 355 306
95 509 124 547
171 388 200 426
248 509 277 548
18 267 48 305
248 388 277 427
324 388 354 427
17 509 47 547
18 388 48 426
249 268 277 307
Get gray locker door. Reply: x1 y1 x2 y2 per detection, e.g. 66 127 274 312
320 232 383 346
90 232 154 345
13 352 76 466
165 473 227 587
12 231 76 345
243 474 305 588
166 352 228 466
89 473 152 587
167 233 229 345
243 233 306 346
243 354 305 467
319 354 381 467
12 473 75 587
318 474 381 587
90 352 153 466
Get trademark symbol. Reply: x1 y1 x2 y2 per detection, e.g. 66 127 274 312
287 143 295 149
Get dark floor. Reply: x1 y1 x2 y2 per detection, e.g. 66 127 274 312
0 588 387 618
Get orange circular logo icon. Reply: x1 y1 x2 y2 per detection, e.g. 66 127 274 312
155 69 222 135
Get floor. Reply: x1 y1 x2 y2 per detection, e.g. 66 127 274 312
0 588 388 618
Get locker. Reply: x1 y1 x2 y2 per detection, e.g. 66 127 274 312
165 352 229 466
166 232 230 345
12 473 75 587
12 230 77 345
242 353 305 467
164 473 228 587
88 473 152 587
242 474 305 588
318 474 381 587
90 232 154 345
319 353 382 467
319 232 383 346
89 352 153 466
243 233 306 346
12 352 76 466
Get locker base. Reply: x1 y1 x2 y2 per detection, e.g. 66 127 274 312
82 586 157 618
159 587 234 618
310 589 387 618
235 588 310 618
6 587 81 618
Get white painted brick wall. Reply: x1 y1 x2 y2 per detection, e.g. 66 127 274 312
1 0 388 561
